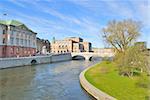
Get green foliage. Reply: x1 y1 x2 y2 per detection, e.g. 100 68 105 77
114 45 148 77
101 19 148 77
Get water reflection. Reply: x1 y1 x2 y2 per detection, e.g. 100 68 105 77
0 57 101 100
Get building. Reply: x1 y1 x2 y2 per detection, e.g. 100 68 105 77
135 42 147 50
81 42 92 52
92 48 115 57
65 37 83 42
0 20 37 58
51 37 92 53
51 39 74 53
36 37 51 54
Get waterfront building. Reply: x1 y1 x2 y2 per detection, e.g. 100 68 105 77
36 37 51 54
0 20 37 58
51 37 92 53
81 42 92 52
65 37 83 42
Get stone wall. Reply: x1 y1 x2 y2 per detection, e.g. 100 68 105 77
0 53 72 69
79 65 116 100
51 53 72 63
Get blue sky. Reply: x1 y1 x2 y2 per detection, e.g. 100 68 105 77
0 0 149 48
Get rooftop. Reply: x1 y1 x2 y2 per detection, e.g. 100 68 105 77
0 20 37 34
0 20 23 26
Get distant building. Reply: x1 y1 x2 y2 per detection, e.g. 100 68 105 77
135 42 147 50
92 48 115 57
51 37 92 53
36 37 51 54
65 37 83 42
0 20 37 58
81 42 92 52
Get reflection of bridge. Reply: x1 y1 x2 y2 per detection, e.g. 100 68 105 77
71 52 114 60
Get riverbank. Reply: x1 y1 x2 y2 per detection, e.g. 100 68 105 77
84 61 150 100
0 53 72 69
79 62 116 100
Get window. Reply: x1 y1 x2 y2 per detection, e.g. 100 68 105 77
10 37 14 45
2 30 5 34
21 39 23 45
16 48 19 53
11 47 14 54
11 30 14 35
25 40 27 46
33 42 35 46
28 40 30 46
3 38 5 44
16 33 19 36
16 38 19 45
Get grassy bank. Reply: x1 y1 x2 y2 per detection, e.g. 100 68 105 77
85 61 150 100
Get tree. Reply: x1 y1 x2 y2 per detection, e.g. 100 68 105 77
102 19 141 52
102 19 148 77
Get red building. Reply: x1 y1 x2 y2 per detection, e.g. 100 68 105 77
0 20 37 58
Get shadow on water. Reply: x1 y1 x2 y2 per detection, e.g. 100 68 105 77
0 57 101 100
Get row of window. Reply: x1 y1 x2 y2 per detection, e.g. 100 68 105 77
2 29 36 40
53 50 69 53
59 45 68 49
11 32 36 40
10 47 35 54
10 37 35 47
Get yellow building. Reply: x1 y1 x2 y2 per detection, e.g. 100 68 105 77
51 37 92 53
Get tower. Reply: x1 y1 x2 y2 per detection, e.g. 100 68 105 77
52 37 55 44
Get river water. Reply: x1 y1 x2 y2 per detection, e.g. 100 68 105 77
0 58 101 100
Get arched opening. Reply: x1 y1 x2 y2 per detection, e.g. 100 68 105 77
89 56 93 61
31 59 37 65
72 55 85 60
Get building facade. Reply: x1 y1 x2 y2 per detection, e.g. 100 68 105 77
36 37 51 54
92 48 115 57
0 20 37 58
81 42 92 52
51 37 92 53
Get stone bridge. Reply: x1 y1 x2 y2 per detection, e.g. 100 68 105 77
71 52 114 60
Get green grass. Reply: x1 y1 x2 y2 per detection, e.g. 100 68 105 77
85 61 150 100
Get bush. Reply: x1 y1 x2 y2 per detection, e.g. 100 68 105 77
114 45 148 77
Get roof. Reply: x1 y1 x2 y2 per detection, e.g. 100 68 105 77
0 20 23 26
0 20 37 34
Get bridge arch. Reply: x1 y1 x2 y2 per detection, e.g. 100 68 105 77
71 52 114 61
72 54 93 61
72 55 85 60
89 56 93 61
31 59 37 65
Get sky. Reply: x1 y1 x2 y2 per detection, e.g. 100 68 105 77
0 0 149 48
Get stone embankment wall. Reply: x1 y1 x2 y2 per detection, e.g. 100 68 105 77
79 66 116 100
0 53 72 69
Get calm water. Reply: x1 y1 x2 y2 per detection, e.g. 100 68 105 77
0 58 101 100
